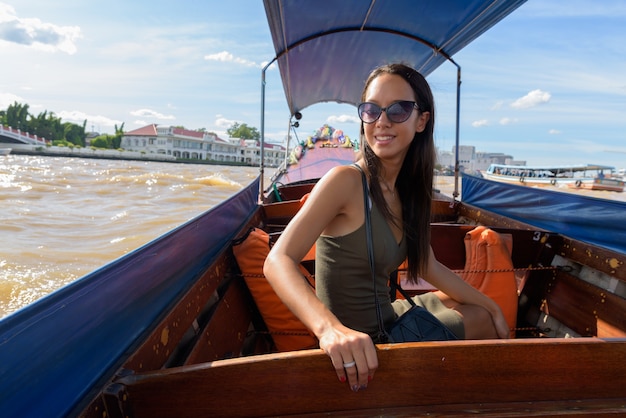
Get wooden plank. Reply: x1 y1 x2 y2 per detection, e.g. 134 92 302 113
120 253 232 373
113 338 626 417
557 236 626 282
430 198 458 223
184 277 258 364
521 266 626 338
430 224 473 269
430 224 557 271
293 399 626 417
541 270 626 337
262 199 302 225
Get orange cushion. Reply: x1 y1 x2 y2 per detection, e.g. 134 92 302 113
232 228 317 351
461 226 518 338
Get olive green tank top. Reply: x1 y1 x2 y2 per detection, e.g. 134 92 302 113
315 185 407 337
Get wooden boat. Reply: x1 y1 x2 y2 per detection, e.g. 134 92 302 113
1 1 625 417
482 163 625 192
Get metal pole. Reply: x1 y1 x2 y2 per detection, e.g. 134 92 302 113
284 118 292 170
259 59 275 204
453 64 461 199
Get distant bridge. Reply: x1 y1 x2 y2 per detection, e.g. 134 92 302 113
0 125 48 145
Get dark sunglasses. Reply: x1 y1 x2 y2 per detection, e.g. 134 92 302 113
357 100 419 124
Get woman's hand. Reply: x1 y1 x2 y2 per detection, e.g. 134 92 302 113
318 324 379 392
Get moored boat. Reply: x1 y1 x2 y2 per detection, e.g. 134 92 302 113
1 1 625 417
0 147 11 156
482 163 625 192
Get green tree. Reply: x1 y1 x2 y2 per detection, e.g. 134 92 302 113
63 122 86 146
1 102 129 148
90 136 112 149
110 123 125 149
30 110 64 141
227 122 260 140
3 102 30 130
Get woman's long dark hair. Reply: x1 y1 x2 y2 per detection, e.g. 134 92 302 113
360 63 436 283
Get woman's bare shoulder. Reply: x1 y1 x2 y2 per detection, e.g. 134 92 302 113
316 164 363 192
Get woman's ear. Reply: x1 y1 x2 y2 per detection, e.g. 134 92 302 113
415 111 430 133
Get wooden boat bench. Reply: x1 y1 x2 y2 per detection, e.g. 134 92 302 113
102 338 626 417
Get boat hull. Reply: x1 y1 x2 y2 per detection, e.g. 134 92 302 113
481 164 624 192
566 177 625 192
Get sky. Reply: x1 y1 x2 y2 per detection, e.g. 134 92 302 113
1 1 625 169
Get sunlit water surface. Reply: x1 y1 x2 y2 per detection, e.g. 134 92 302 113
0 155 259 317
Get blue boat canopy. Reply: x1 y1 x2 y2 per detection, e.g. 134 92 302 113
263 0 527 115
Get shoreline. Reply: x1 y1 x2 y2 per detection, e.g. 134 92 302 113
5 145 262 167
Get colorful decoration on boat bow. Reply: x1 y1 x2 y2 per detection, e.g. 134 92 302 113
289 124 357 165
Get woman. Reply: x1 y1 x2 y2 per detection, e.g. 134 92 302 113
264 63 509 392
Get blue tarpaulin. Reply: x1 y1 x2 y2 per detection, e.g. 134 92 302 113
462 174 626 254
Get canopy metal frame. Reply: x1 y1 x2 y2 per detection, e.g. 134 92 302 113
259 30 463 201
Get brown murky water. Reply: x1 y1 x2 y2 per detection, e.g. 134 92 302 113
0 155 259 317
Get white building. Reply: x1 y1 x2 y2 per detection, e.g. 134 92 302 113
121 124 285 166
437 145 516 173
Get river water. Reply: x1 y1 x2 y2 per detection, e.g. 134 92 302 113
1 155 624 318
0 155 259 318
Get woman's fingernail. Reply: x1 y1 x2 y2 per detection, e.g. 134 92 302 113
360 384 368 390
339 375 346 383
368 375 373 382
352 385 359 392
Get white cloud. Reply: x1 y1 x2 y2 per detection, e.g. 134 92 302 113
327 114 359 124
510 89 551 109
499 117 518 125
130 108 175 120
0 3 81 54
204 51 260 68
549 129 561 135
472 119 489 128
214 115 240 129
0 91 24 108
134 120 147 126
490 101 504 110
57 110 122 128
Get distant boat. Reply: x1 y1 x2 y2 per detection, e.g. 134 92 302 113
0 148 11 156
482 163 624 192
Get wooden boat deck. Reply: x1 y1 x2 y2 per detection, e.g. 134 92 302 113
80 191 626 417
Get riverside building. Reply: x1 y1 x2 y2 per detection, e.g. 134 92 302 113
437 145 522 174
122 124 285 167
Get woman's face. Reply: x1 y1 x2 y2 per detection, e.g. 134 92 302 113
362 73 429 163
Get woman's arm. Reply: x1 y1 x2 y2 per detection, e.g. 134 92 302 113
263 164 378 391
423 247 510 338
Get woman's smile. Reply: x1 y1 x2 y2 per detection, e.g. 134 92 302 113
374 135 394 143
